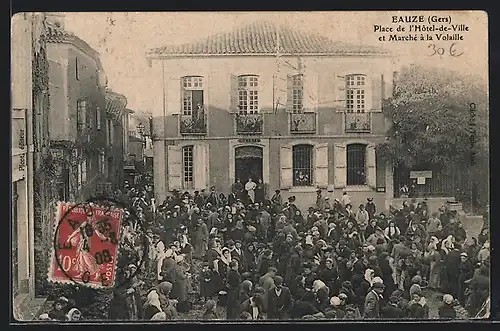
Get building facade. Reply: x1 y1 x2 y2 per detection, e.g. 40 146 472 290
147 21 396 211
129 112 154 172
105 89 128 191
11 12 44 311
46 16 111 201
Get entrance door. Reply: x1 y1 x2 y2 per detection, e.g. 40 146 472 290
235 146 263 183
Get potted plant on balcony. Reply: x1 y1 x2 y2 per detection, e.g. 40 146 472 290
236 113 263 133
180 114 206 134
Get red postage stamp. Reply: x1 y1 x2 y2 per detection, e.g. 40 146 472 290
49 202 123 289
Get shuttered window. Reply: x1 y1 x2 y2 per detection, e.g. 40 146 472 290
292 144 313 186
347 144 367 185
182 145 194 189
238 75 259 114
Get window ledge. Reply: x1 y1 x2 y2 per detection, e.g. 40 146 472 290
346 185 373 192
289 186 318 193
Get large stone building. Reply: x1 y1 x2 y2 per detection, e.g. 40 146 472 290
146 21 396 210
46 15 127 199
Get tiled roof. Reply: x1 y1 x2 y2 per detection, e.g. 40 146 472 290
45 21 101 62
147 20 389 57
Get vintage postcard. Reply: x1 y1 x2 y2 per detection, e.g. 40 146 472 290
11 11 490 322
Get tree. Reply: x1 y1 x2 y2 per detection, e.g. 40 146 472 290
378 64 489 210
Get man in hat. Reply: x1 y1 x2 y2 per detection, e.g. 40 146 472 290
231 178 244 196
366 198 376 220
258 205 271 243
316 189 326 212
285 196 298 220
363 281 385 318
270 189 282 212
193 190 204 208
206 186 219 209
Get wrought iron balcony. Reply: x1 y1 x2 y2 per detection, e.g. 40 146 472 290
180 114 207 135
345 112 372 133
235 113 263 135
290 112 317 134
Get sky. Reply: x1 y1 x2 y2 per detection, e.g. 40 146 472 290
61 11 488 112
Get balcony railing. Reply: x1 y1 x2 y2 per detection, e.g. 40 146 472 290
235 113 263 135
180 114 207 135
290 112 317 134
345 112 372 133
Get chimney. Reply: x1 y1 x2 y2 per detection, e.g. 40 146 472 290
46 12 65 29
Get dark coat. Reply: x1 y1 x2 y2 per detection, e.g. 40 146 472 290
438 303 457 319
267 286 292 319
381 304 405 319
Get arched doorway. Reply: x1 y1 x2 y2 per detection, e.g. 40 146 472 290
235 146 263 183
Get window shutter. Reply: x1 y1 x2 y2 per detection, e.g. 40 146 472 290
314 143 329 188
333 143 347 188
370 74 383 112
167 145 182 191
286 74 293 112
303 71 319 112
229 74 239 113
204 74 210 114
280 145 293 189
334 75 346 112
193 144 209 190
167 76 181 115
366 144 377 188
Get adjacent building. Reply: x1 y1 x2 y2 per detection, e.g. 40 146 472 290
105 88 128 190
129 111 154 172
45 16 128 198
146 21 396 210
11 12 44 313
46 15 108 200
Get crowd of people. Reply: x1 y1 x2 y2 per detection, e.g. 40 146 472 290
40 174 490 321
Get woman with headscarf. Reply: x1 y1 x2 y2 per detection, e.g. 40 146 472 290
66 308 82 321
313 279 330 312
143 289 163 320
439 235 455 293
438 294 457 319
407 288 429 319
213 247 232 307
356 268 374 314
